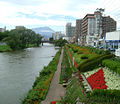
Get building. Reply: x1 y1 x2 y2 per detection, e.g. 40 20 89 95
102 16 116 37
81 13 101 46
62 36 69 42
71 26 75 37
75 19 82 43
52 32 65 40
66 23 71 37
66 23 75 37
81 11 103 46
16 26 25 29
104 30 120 50
0 26 6 32
80 9 116 47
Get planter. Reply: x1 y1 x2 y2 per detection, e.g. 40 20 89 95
63 83 67 87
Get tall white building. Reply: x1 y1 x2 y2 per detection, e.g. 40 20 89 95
82 11 102 46
52 32 65 40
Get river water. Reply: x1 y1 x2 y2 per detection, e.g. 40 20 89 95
0 43 58 104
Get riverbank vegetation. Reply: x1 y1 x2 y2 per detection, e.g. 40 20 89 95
55 44 120 104
0 45 12 52
55 38 68 47
0 27 42 51
59 48 72 84
23 49 61 104
102 58 120 75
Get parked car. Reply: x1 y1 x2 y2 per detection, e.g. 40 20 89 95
99 46 104 49
108 48 115 51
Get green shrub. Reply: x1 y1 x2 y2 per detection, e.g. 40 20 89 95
61 78 85 104
86 89 120 103
0 45 12 52
78 54 114 72
81 54 89 59
59 48 73 83
105 50 111 54
102 59 120 74
72 48 78 53
23 49 61 104
77 51 83 54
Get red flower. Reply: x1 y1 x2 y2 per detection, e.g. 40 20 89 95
51 101 56 104
87 68 108 90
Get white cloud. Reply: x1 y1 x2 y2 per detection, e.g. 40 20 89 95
0 0 120 30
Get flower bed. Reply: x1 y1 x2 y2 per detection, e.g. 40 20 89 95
87 68 107 90
83 67 120 90
59 48 72 84
65 46 78 68
60 78 85 103
103 67 120 90
102 59 120 75
51 101 56 104
23 49 61 104
84 67 101 78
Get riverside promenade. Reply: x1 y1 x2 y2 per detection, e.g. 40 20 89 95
41 48 65 104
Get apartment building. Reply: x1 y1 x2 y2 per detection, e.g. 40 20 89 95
81 10 116 47
52 32 65 40
66 23 75 37
81 13 100 46
102 16 116 37
75 19 82 43
66 23 71 37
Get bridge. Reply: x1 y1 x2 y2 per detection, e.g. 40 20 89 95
41 41 54 46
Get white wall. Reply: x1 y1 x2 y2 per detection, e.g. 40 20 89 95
106 31 120 41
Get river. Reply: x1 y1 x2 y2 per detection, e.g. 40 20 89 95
0 43 58 104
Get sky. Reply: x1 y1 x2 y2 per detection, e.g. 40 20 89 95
0 0 120 32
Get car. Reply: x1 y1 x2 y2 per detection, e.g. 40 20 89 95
99 46 104 49
109 48 115 51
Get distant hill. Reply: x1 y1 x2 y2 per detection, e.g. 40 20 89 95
32 27 55 38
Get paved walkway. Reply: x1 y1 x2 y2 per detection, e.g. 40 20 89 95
41 48 65 104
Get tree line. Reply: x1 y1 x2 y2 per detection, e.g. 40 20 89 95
0 27 42 50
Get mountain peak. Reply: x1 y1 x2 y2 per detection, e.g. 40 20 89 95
32 27 55 38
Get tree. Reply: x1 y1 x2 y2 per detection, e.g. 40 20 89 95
49 37 54 41
34 34 42 46
55 38 68 47
3 28 42 50
0 31 9 41
3 30 22 50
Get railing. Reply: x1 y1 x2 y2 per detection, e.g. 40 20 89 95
66 46 78 68
65 46 93 93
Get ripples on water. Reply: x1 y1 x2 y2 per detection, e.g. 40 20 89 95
0 43 58 104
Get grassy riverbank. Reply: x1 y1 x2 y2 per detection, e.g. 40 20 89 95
57 44 120 104
0 45 12 52
0 44 41 52
23 48 61 104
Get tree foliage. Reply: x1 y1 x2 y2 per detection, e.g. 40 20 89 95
3 27 42 50
55 38 68 47
0 31 9 41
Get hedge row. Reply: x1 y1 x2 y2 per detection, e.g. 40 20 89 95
67 44 111 55
102 59 120 75
59 48 72 84
60 78 85 104
78 54 114 72
65 46 77 72
86 89 120 104
23 49 61 104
